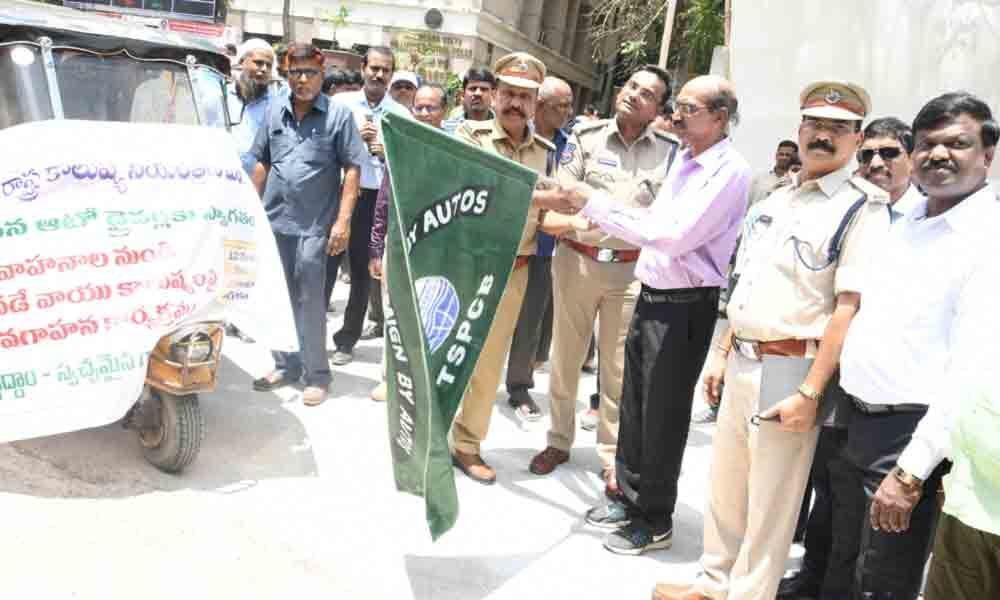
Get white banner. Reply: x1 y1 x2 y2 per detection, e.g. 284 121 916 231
0 120 296 443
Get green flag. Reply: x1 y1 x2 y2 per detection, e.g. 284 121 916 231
381 113 538 539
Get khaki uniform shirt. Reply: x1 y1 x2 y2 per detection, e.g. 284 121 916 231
456 118 553 256
748 169 784 207
727 164 890 342
558 118 680 250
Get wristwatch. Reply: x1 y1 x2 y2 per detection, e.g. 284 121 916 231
797 383 822 403
892 466 924 489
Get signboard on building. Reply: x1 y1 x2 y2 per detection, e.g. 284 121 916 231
384 28 476 84
63 0 221 23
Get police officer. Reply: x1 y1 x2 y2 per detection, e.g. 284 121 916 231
654 82 891 600
528 65 680 489
448 52 587 485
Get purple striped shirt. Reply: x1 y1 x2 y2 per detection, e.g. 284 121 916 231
581 137 751 290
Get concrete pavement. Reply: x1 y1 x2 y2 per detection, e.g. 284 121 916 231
0 287 801 599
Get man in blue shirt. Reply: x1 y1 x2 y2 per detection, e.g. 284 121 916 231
249 43 368 407
327 47 410 366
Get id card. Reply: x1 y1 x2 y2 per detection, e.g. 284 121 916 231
758 355 813 416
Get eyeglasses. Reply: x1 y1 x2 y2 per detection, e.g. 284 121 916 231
858 146 903 164
412 105 442 114
675 101 709 116
288 68 321 80
801 116 855 136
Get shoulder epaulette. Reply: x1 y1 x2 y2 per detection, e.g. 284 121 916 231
849 176 890 204
533 134 555 151
572 118 608 135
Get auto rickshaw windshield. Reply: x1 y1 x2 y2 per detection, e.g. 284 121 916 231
0 44 53 128
0 43 229 130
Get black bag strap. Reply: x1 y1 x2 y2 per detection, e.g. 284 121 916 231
827 195 867 264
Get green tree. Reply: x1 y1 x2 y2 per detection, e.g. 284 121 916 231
316 5 351 48
588 0 724 76
678 0 725 74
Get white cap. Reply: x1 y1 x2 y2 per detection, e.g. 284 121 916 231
390 71 419 88
237 38 274 63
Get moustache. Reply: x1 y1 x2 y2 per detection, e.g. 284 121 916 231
502 107 526 118
808 140 836 153
923 160 956 173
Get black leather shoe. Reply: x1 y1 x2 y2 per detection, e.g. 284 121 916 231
776 570 821 599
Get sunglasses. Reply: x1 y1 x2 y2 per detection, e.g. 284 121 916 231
288 68 321 79
858 147 903 164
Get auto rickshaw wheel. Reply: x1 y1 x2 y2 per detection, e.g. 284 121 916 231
139 390 204 474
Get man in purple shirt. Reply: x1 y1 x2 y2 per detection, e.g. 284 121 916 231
561 75 751 555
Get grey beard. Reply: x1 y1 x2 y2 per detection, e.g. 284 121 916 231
238 74 269 103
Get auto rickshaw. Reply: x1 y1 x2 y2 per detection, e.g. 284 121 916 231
0 0 235 473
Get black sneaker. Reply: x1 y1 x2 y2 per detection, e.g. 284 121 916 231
585 500 630 530
776 568 821 598
603 520 672 555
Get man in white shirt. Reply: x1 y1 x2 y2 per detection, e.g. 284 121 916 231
822 92 998 600
328 47 410 365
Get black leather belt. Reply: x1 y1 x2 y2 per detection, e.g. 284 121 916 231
850 395 927 415
640 286 719 305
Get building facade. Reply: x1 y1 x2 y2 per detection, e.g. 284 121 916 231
225 0 613 110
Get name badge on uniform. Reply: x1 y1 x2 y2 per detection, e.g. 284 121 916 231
597 157 618 168
560 143 576 165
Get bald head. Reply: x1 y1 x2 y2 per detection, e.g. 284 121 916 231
540 76 572 100
673 75 738 155
681 75 739 125
536 76 574 137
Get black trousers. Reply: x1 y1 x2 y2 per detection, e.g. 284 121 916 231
505 255 553 393
615 285 718 532
329 188 377 351
368 279 384 326
800 426 849 576
821 403 947 600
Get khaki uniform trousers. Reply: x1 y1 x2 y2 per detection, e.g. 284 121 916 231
547 244 639 467
449 264 530 454
696 350 820 600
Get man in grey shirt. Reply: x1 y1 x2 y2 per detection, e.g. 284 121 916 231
249 43 367 406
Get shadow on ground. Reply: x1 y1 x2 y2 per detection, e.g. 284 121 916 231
0 356 317 499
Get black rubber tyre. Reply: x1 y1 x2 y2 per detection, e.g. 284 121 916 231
141 391 204 474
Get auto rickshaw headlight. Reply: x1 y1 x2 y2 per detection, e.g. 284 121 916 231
169 330 214 364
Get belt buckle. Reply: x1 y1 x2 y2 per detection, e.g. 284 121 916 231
735 338 761 361
596 248 615 263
